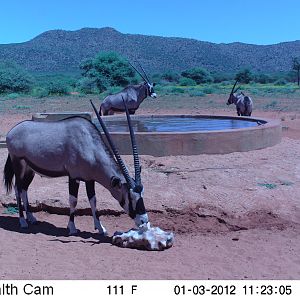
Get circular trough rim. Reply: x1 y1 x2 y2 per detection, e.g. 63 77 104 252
99 114 281 135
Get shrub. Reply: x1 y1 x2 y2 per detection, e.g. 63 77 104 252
254 73 272 84
46 80 70 95
31 87 49 98
181 67 213 84
161 71 180 83
163 86 184 94
274 78 288 85
3 93 20 100
202 86 216 94
179 77 197 86
0 61 34 93
79 52 136 93
188 89 205 97
212 72 232 83
235 68 253 83
76 77 98 94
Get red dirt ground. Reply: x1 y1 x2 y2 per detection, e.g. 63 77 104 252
0 108 300 279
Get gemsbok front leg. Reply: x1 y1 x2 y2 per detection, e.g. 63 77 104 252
68 177 79 235
85 180 107 235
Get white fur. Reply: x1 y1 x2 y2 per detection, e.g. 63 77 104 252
68 195 78 234
134 213 149 227
89 196 107 235
21 190 37 224
129 188 144 210
69 195 77 217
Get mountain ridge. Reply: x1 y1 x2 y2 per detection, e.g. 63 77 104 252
0 27 299 74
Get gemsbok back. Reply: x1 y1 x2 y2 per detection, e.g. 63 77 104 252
99 62 156 116
3 99 149 235
227 80 253 116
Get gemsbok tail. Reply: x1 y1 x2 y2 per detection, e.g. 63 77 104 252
3 154 14 194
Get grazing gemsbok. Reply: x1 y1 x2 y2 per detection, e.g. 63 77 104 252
3 99 148 235
226 80 253 116
99 62 157 115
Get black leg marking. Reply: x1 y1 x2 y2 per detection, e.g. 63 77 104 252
85 180 95 200
69 177 80 198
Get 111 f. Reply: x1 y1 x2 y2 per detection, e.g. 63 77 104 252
107 285 138 295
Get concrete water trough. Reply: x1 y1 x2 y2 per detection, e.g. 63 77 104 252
2 112 281 156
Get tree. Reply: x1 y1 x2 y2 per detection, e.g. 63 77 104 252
292 57 300 86
235 68 252 84
161 71 180 83
79 52 136 93
0 61 34 93
181 67 213 84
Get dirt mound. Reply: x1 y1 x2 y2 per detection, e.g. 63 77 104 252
148 205 298 235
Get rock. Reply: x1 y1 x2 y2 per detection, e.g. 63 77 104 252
112 223 174 251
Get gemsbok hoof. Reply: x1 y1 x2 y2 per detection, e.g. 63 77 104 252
19 217 28 229
95 222 107 236
27 213 38 225
67 221 78 236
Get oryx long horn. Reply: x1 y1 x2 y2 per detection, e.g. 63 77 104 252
122 96 141 186
233 86 241 93
137 61 151 84
128 62 148 83
231 80 238 94
90 100 135 188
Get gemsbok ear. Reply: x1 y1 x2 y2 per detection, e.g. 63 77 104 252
111 176 122 188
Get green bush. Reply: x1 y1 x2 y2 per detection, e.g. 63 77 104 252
76 77 98 94
181 67 213 84
188 89 205 97
79 52 136 93
31 87 49 98
235 68 253 83
3 93 20 100
0 61 34 93
202 86 215 94
161 71 180 83
179 77 197 86
254 73 272 84
163 86 185 94
46 80 70 95
274 78 288 85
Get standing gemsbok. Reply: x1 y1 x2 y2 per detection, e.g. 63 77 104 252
226 80 253 116
3 99 148 235
99 62 157 116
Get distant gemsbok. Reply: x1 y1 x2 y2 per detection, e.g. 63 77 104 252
227 80 253 116
99 62 157 115
3 99 149 235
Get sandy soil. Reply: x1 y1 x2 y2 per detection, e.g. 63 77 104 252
0 108 300 279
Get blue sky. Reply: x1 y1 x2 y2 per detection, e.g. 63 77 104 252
0 0 299 45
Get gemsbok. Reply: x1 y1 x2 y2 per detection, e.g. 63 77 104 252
99 62 156 115
3 99 148 235
227 80 253 116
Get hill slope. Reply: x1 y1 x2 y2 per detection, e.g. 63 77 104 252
0 27 299 74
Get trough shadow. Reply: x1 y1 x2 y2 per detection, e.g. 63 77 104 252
0 215 112 245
